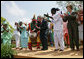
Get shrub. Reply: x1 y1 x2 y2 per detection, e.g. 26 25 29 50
11 44 16 48
1 43 16 58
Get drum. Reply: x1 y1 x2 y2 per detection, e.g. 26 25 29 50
29 31 37 45
29 31 37 39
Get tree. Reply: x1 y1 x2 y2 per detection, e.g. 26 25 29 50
56 1 83 6
56 1 83 12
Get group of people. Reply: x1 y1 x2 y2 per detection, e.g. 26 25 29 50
13 15 51 50
44 4 83 51
1 4 83 52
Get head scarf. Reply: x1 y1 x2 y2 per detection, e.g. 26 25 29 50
32 14 37 21
37 16 42 21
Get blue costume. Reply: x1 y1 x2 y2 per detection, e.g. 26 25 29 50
19 24 28 48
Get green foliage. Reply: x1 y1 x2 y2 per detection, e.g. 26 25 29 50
56 1 83 12
1 17 6 25
1 43 17 58
1 17 14 33
56 1 83 6
11 43 16 48
11 35 16 40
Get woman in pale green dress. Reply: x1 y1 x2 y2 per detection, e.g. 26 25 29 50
1 21 12 45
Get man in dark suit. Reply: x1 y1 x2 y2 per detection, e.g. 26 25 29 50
39 16 48 50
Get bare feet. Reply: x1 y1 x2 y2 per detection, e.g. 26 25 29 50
19 48 23 50
54 49 59 51
25 48 27 50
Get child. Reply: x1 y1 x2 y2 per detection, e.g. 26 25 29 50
63 22 70 48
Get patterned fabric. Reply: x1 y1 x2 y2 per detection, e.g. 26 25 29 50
1 26 12 45
28 22 37 32
28 21 41 50
63 22 68 35
19 24 28 48
37 16 41 21
50 23 54 43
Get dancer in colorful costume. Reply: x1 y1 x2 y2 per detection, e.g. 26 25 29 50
19 21 28 50
27 15 41 50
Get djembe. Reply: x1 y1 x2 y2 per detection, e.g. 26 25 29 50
29 32 37 46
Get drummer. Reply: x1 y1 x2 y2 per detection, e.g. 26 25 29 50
27 15 41 50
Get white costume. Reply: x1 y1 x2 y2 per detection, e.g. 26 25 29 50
13 25 20 48
48 22 52 33
52 11 65 50
78 24 83 41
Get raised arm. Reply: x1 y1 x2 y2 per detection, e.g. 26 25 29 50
44 14 54 20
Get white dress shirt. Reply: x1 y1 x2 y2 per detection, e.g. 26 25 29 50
51 11 63 31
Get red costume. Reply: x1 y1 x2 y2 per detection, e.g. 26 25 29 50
27 15 41 50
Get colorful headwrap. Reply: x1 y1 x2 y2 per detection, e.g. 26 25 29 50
32 14 37 21
32 19 37 21
37 16 42 21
